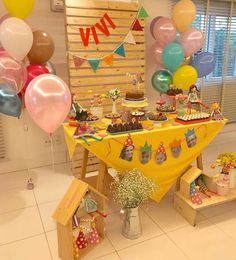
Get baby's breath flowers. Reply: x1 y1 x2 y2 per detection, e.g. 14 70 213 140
111 168 157 208
106 88 121 102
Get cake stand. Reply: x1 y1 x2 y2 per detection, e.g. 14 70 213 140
121 98 148 109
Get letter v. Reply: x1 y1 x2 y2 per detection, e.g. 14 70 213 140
79 27 91 46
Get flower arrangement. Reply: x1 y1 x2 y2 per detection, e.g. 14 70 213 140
111 168 157 208
216 152 236 168
106 88 121 102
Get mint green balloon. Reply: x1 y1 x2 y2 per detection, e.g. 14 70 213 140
162 43 184 73
152 70 173 93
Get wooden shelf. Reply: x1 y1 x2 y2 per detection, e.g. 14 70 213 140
175 189 236 210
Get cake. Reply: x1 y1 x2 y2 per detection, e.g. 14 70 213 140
125 89 145 101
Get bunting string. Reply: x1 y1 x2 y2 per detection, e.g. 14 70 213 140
67 6 148 72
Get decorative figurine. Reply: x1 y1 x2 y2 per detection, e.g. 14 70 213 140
187 85 209 113
210 102 223 120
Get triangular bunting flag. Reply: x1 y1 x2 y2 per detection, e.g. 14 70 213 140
124 31 136 45
88 58 100 72
103 54 114 66
138 6 149 18
132 19 143 31
114 44 126 57
73 56 85 69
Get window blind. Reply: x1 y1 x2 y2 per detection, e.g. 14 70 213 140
171 0 236 122
0 115 5 160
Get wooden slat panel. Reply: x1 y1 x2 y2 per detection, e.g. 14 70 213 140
67 42 145 52
69 59 145 69
70 66 145 77
66 17 145 27
66 8 137 19
67 34 145 43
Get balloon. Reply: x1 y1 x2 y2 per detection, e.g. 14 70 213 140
153 17 177 47
27 30 55 64
150 16 163 39
192 52 216 78
0 83 22 117
0 48 7 56
3 0 34 19
0 17 33 61
152 70 173 93
180 28 204 57
151 42 164 68
25 74 71 134
173 65 198 90
162 43 184 73
23 64 49 92
0 54 27 93
45 61 56 75
0 14 11 24
172 0 196 33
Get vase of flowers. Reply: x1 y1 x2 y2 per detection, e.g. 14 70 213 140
111 168 156 239
176 94 188 116
216 152 236 188
106 88 121 114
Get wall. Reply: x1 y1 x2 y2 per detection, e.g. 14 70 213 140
0 0 170 174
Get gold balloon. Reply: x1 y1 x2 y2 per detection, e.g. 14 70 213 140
27 31 55 65
3 0 34 19
172 0 196 33
173 65 198 90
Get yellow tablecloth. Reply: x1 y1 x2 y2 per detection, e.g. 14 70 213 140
63 119 226 202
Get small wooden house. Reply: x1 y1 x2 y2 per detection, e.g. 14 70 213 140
53 179 107 260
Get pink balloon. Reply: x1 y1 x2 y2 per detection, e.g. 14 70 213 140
0 54 27 93
151 42 165 68
150 16 163 39
180 28 204 57
0 48 7 56
23 64 49 92
153 17 177 47
25 74 71 134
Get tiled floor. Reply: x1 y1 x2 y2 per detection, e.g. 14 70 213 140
0 124 236 260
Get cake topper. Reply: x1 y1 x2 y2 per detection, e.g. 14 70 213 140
140 141 152 164
185 128 197 148
119 134 135 161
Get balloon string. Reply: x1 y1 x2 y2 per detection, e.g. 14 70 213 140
22 112 31 182
50 134 55 172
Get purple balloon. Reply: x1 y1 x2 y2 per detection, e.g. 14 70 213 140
150 16 163 39
191 52 216 78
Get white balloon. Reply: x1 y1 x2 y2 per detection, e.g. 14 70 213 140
0 17 33 61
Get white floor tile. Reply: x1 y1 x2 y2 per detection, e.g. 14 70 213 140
38 200 59 232
96 252 120 260
118 234 188 260
46 230 115 260
0 234 52 260
168 220 236 260
106 209 163 251
0 188 36 214
0 206 44 245
210 208 236 241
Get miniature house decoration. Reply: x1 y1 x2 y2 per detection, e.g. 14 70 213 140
53 179 107 260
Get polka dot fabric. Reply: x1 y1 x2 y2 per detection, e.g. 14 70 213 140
88 228 100 244
76 231 88 249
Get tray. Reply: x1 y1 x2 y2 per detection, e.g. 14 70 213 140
107 129 143 135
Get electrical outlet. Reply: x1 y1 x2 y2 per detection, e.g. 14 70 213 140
51 0 64 12
53 135 62 145
43 138 52 146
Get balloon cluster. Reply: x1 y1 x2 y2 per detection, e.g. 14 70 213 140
0 0 71 134
151 0 216 93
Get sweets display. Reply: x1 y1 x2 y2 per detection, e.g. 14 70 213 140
107 121 143 134
156 105 176 113
147 112 167 121
176 113 210 124
166 88 183 96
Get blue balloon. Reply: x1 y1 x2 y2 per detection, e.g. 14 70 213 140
0 84 22 117
162 43 184 73
191 52 216 78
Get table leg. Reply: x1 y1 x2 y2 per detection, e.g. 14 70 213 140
97 161 107 193
80 148 89 180
196 154 203 171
